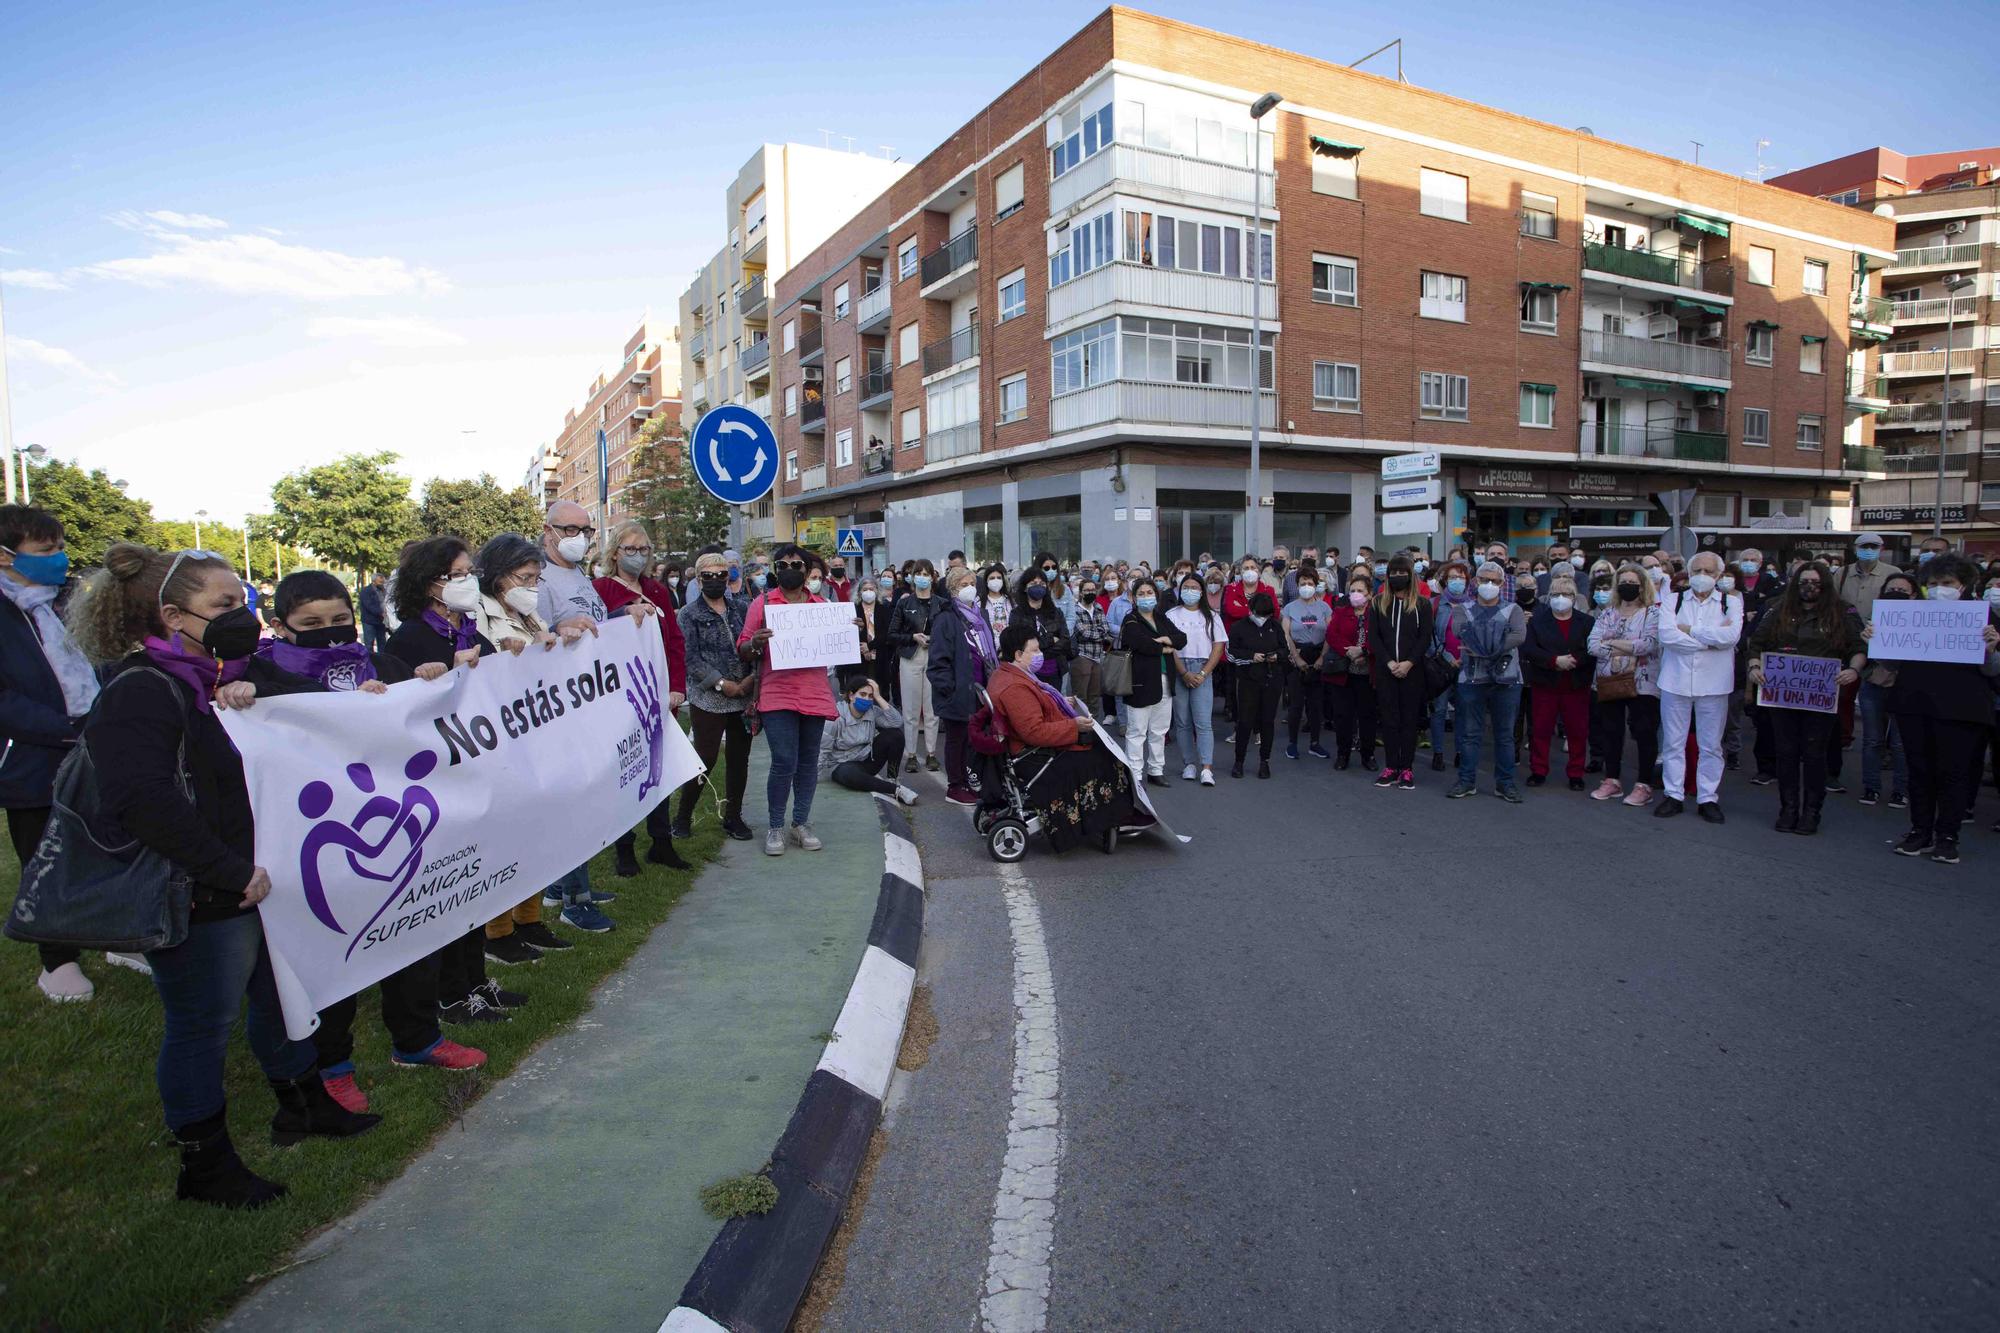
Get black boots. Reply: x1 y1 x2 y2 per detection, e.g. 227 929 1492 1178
269 1072 382 1147
613 838 641 877
1796 792 1824 836
175 1110 286 1209
646 835 690 870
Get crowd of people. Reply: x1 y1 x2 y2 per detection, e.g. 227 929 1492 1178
5 496 1998 1210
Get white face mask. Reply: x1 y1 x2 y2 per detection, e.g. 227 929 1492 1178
1104 579 1120 593
556 534 590 564
1298 585 1318 600
987 577 1003 593
1570 555 1585 568
1689 573 1717 594
1348 590 1368 608
1477 582 1501 602
1549 594 1573 614
1249 614 1268 626
1241 571 1259 585
440 574 481 612
861 588 877 603
954 584 978 604
503 585 540 617
1929 586 1963 601
1717 575 1736 593
807 577 824 595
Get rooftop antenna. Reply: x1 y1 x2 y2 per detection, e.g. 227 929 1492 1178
878 145 895 159
840 134 856 153
1347 37 1405 83
817 129 834 148
1690 140 1703 165
1753 138 1772 182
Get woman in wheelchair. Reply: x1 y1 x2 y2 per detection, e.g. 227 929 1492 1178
985 622 1150 854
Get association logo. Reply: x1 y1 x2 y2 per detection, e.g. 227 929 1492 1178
296 751 442 959
622 654 667 799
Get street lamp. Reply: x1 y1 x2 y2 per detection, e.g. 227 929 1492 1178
17 442 46 503
1936 273 1975 541
194 509 208 550
1246 91 1281 559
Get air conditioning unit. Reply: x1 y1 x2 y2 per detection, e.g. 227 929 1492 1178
1647 300 1674 317
1584 377 1605 397
802 365 823 383
1699 320 1724 340
1693 391 1723 408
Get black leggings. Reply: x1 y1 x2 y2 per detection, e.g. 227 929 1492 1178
315 958 444 1064
1326 676 1377 762
942 718 971 787
833 731 907 797
1771 708 1837 809
1593 694 1660 785
1374 671 1427 771
678 707 752 827
1233 670 1281 762
6 807 75 973
1286 650 1326 743
1900 712 1983 843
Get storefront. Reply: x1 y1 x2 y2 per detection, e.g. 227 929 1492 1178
1454 465 1666 552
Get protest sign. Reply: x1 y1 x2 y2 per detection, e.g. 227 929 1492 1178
1867 600 1991 665
1757 653 1840 713
766 599 861 670
219 617 703 1038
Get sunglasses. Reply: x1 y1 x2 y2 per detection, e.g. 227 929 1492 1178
158 549 234 612
773 559 807 571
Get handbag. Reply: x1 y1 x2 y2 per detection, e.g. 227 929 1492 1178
1596 609 1642 702
6 668 195 953
1100 649 1133 698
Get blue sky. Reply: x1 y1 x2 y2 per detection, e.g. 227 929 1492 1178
4 0 1995 522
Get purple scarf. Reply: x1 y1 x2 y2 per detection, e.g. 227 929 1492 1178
256 638 378 691
143 635 251 714
962 602 997 683
1031 671 1079 718
422 609 481 654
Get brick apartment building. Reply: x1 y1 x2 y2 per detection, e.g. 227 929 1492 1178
768 6 1897 572
544 318 683 532
1771 147 2000 555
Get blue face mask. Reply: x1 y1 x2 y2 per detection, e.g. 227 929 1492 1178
5 548 69 587
1446 577 1467 596
852 695 872 714
1738 560 1759 575
751 571 768 588
728 565 741 582
1373 562 1387 577
1180 586 1201 606
912 575 932 591
1918 550 1936 565
1135 595 1157 612
1593 589 1612 607
1855 546 1880 563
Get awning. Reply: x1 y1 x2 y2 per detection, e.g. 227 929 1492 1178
1675 297 1727 317
1566 496 1655 510
1801 334 1828 344
1854 401 1889 415
1677 211 1731 238
1747 319 1780 331
1466 491 1562 507
1310 134 1363 156
1521 280 1571 292
1614 376 1679 393
1521 381 1558 394
1854 327 1890 343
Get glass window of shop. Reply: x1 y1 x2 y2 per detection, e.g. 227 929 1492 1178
1273 493 1351 553
1018 496 1082 565
963 504 1004 566
1157 488 1244 566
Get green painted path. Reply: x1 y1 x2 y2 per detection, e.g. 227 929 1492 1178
222 750 885 1333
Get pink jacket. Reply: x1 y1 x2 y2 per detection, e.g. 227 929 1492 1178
737 589 838 720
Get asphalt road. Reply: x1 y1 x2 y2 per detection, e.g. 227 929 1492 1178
821 728 2000 1333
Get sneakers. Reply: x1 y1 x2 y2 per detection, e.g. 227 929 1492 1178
723 817 757 841
320 1069 369 1114
1525 773 1547 788
1199 768 1215 787
1622 783 1655 808
1932 839 1961 865
764 827 787 856
1823 779 1848 794
560 901 616 933
904 755 921 774
1496 784 1524 804
1653 797 1685 819
1697 802 1726 824
1430 753 1445 772
1446 782 1476 799
1888 793 1908 810
1308 744 1330 760
945 786 978 806
391 1038 487 1072
669 814 693 840
512 921 573 952
104 951 153 975
1751 772 1776 787
1568 777 1587 792
1858 789 1879 806
1374 769 1397 788
1398 770 1415 790
1257 761 1272 779
1584 759 1603 775
1230 762 1244 779
476 978 528 1010
1182 765 1197 781
926 756 941 772
35 961 94 1003
588 889 617 905
1286 743 1299 760
790 824 823 851
894 784 920 806
1145 773 1171 788
1591 778 1624 801
1893 830 1934 858
439 993 510 1026
483 934 539 966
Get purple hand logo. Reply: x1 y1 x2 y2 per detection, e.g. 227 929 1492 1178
625 654 666 800
296 752 442 960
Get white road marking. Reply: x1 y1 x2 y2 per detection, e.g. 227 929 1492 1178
657 1306 727 1333
979 859 1062 1333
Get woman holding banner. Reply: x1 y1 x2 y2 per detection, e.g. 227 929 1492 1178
738 543 837 857
1746 562 1865 836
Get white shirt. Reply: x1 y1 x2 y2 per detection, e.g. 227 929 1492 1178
1656 588 1742 697
1165 603 1219 661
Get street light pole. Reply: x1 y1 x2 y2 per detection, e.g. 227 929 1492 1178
1936 274 1974 542
1247 91 1281 560
18 443 44 503
0 278 16 506
195 509 208 551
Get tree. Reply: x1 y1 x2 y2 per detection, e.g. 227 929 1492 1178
25 457 156 568
269 451 419 577
417 473 544 551
623 415 730 557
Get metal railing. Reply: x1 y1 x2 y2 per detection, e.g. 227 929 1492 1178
1890 241 1982 269
801 397 825 428
1884 450 1974 475
1581 328 1730 381
859 367 893 402
1845 444 1885 473
1888 293 1978 324
1047 141 1275 216
856 282 892 328
1582 241 1732 295
922 325 979 374
740 338 771 375
797 324 824 361
1876 400 1972 428
740 273 767 313
1879 348 1978 375
1578 422 1727 463
920 226 978 287
689 329 707 361
1847 374 1889 400
1850 294 1896 326
864 446 892 474
923 422 982 464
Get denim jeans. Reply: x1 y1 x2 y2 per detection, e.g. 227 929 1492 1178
548 861 595 908
1858 680 1907 798
1455 681 1521 788
1172 662 1215 768
762 709 827 827
147 913 318 1132
1429 691 1453 757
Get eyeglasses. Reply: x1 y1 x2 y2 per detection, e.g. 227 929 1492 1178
158 549 233 611
617 545 655 557
549 523 596 539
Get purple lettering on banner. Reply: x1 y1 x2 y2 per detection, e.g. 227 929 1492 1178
623 654 667 799
1759 653 1840 714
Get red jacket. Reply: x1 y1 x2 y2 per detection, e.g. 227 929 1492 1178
987 662 1090 753
1222 580 1267 628
1325 603 1371 682
594 575 688 695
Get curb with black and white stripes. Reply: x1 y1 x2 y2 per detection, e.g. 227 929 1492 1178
660 797 925 1333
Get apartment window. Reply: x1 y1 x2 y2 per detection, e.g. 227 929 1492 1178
784 451 799 482
1982 482 2000 505
900 406 921 449
1050 318 1117 395
1748 245 1775 286
998 268 1027 323
834 357 852 395
1048 209 1114 288
1049 101 1113 179
898 239 918 281
1420 271 1468 322
1123 208 1270 280
1695 493 1737 525
1519 382 1555 428
835 428 854 467
1796 414 1823 449
1310 138 1359 199
1520 191 1557 239
1825 188 1861 206
1800 337 1824 375
833 282 851 321
898 322 918 366
1312 360 1359 411
995 163 1025 221
1420 371 1470 421
1802 259 1828 295
784 384 798 417
1747 497 1807 523
1520 286 1558 332
998 373 1028 424
1119 316 1272 391
1419 168 1468 222
782 320 796 352
1746 325 1774 365
1743 407 1769 446
1311 254 1358 306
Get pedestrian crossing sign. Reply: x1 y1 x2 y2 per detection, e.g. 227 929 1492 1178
836 528 865 556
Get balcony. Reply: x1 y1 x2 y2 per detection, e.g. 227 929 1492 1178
689 378 710 407
1875 400 1974 431
1581 328 1731 383
1050 379 1276 435
746 392 771 419
922 325 979 376
920 226 978 299
924 422 982 464
859 367 893 409
1045 260 1278 331
863 444 892 475
1582 241 1733 297
799 463 827 492
740 273 767 321
1851 294 1896 331
1578 422 1727 464
1879 348 1978 377
1889 241 1982 271
798 323 824 365
744 217 767 265
1884 450 1974 476
741 338 771 379
627 402 653 424
1047 142 1276 218
1845 444 1886 474
1888 293 1978 326
856 282 892 332
689 329 707 362
801 397 826 432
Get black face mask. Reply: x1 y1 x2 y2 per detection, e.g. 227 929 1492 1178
1271 559 1287 573
775 567 807 592
1798 587 1821 603
1387 574 1411 591
1617 583 1641 602
700 573 729 599
1879 589 1909 601
292 622 358 649
1515 589 1538 608
192 605 263 660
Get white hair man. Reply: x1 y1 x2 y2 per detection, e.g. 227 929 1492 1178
1655 549 1740 823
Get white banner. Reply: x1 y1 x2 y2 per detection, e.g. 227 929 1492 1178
220 618 704 1038
766 599 861 670
1868 600 1990 665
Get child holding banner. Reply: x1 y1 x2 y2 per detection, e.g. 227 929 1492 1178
1746 562 1865 836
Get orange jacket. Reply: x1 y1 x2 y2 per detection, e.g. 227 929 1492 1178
987 662 1091 753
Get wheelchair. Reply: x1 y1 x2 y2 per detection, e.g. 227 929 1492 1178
965 687 1068 864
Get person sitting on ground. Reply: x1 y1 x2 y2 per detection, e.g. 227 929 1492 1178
827 670 917 806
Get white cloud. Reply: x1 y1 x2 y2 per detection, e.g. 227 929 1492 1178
1 268 70 291
7 337 122 388
82 230 449 301
146 210 229 231
306 315 466 349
